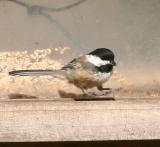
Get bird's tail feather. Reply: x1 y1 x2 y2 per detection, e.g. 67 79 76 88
9 69 64 76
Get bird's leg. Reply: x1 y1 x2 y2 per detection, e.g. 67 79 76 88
81 88 95 96
81 88 88 95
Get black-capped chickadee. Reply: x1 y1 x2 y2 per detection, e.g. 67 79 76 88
9 48 116 96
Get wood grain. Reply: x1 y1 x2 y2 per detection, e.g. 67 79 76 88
0 98 160 141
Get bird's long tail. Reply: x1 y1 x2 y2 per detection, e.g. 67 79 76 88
9 69 64 76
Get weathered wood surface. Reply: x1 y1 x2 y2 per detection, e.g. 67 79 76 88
0 98 160 142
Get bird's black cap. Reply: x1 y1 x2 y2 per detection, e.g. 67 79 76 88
88 48 116 65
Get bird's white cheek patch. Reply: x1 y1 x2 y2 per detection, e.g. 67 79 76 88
86 55 110 67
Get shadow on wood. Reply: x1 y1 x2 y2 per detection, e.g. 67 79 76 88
8 93 38 99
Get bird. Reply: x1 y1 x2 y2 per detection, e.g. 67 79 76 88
9 48 116 96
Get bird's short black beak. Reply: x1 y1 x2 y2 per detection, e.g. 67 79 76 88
111 60 116 66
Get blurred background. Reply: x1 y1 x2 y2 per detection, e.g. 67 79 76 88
0 0 159 99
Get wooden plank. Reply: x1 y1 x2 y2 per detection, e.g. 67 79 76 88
0 98 160 141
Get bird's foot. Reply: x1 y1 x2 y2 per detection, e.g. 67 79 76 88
86 91 106 97
81 87 122 97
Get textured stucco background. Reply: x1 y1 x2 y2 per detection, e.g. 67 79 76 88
0 0 160 63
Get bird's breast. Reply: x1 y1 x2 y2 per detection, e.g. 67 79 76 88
65 68 112 89
93 71 112 83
